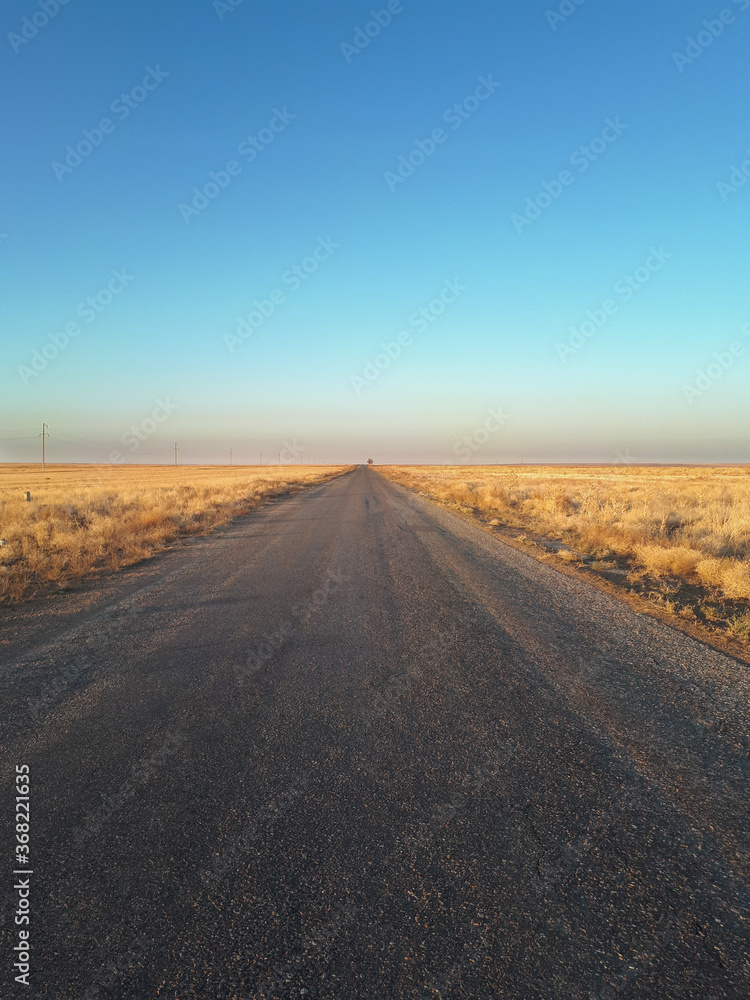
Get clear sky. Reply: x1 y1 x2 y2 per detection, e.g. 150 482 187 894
2 0 749 465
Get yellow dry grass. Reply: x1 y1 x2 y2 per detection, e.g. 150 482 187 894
0 464 350 604
378 465 750 606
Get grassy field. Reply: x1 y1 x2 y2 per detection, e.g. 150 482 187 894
378 465 750 644
0 464 350 605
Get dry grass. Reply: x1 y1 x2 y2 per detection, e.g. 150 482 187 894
0 464 350 604
727 611 750 642
378 465 750 638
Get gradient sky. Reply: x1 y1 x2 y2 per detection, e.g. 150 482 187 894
2 0 749 465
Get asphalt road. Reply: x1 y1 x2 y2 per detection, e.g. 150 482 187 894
1 465 748 999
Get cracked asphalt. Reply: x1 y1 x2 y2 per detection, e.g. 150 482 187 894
1 465 748 998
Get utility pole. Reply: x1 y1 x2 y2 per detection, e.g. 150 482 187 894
229 448 233 466
278 452 281 465
40 422 49 469
174 442 179 466
259 450 262 466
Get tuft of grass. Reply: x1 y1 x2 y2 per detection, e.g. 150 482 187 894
727 611 750 642
633 543 700 578
556 549 579 563
696 558 750 599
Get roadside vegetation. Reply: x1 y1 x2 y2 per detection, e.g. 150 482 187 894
378 465 750 647
0 464 349 605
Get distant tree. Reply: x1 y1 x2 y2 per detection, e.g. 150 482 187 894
367 458 374 465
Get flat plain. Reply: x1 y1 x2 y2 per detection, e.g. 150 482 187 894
379 464 750 649
0 463 350 604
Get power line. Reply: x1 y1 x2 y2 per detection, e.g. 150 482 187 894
0 428 41 440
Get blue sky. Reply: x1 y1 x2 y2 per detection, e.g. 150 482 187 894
2 0 749 465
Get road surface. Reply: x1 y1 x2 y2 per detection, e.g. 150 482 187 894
1 465 748 999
